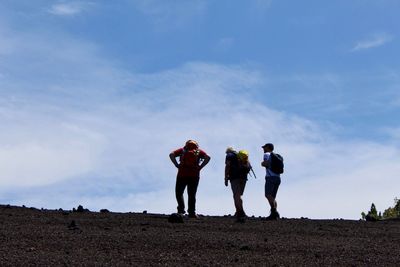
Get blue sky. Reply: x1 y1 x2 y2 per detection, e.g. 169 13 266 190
1 0 399 219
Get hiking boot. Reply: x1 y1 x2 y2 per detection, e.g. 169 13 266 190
273 211 280 219
234 210 247 223
265 214 277 220
177 207 185 215
188 213 199 219
236 211 247 219
265 210 280 221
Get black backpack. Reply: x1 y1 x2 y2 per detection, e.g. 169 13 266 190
270 153 284 174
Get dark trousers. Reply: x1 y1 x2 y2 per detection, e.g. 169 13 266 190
175 176 200 215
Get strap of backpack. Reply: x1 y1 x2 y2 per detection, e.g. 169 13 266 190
267 153 275 176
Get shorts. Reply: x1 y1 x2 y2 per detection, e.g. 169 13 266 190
265 175 281 198
230 179 247 196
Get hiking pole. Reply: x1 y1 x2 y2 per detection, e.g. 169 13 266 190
250 166 257 179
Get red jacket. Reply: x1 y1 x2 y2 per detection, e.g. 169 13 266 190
173 148 208 178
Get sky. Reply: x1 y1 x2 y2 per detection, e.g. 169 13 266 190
0 0 399 219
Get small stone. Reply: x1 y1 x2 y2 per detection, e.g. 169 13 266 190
77 205 84 212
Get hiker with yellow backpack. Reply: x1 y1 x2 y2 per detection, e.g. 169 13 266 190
225 147 253 221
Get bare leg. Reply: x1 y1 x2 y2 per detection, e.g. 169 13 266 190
266 195 277 210
233 193 244 215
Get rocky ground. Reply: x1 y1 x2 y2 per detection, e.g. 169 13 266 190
1 204 400 266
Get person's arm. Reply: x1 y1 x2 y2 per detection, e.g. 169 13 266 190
199 154 210 170
246 161 252 173
261 160 268 167
224 161 230 186
261 154 269 168
169 152 180 168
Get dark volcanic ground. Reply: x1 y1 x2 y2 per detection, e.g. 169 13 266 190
1 205 400 266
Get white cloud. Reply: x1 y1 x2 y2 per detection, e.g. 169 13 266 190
0 138 104 188
48 2 89 16
253 0 273 10
0 101 106 187
132 0 207 30
1 22 399 220
351 33 394 51
0 24 20 56
277 141 400 219
382 127 400 141
0 34 14 55
2 59 400 219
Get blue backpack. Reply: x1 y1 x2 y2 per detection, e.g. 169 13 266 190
270 153 284 174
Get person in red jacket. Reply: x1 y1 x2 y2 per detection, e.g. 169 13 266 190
169 140 210 218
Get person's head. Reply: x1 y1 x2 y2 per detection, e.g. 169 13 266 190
185 140 199 150
226 146 236 154
262 143 274 153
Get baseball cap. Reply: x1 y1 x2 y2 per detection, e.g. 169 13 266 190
262 143 274 150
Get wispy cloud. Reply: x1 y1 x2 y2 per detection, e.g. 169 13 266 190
132 0 207 30
351 33 393 51
0 25 17 56
253 0 273 10
382 127 400 141
1 22 400 219
48 2 89 16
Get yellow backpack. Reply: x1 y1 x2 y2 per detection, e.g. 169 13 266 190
237 150 249 163
236 149 256 178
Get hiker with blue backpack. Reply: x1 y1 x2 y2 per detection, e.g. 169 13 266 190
261 143 284 220
169 140 210 218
